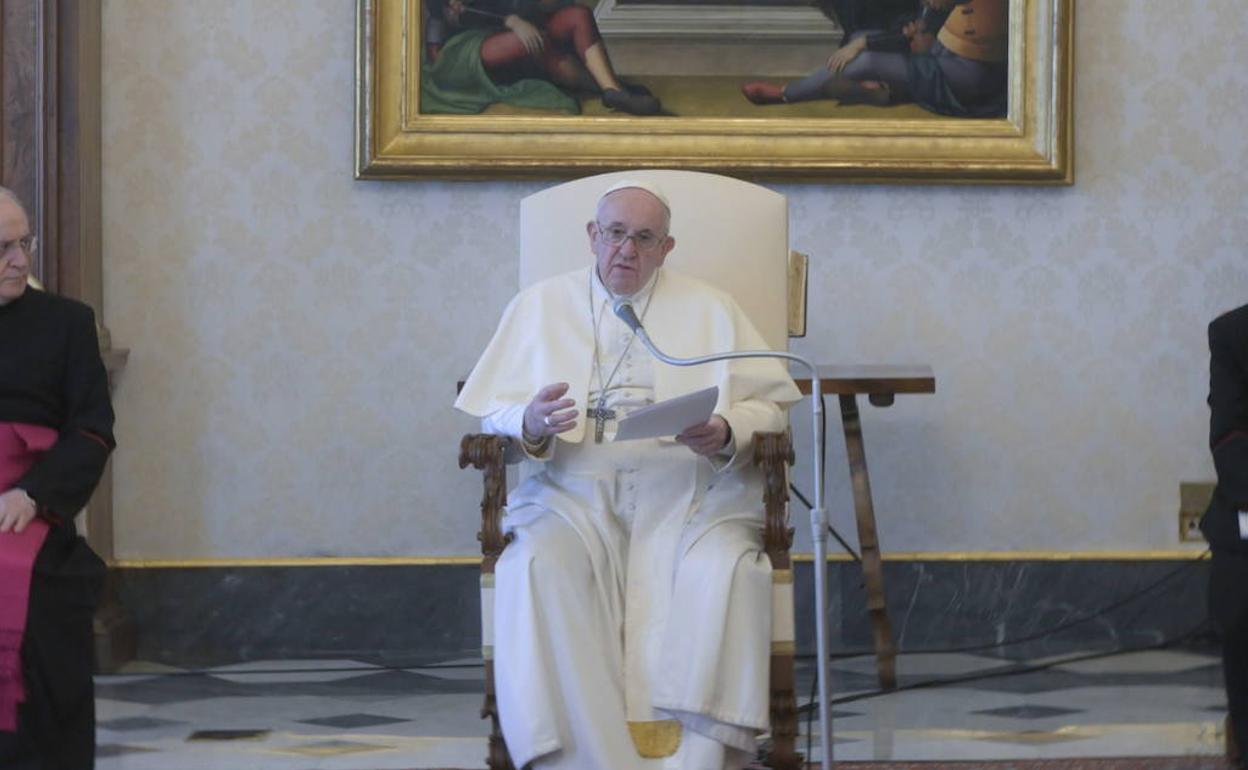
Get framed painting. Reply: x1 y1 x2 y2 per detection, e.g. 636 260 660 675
355 0 1072 183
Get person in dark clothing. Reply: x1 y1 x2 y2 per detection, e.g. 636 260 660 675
818 0 926 38
742 0 1007 118
0 186 114 770
1202 302 1248 769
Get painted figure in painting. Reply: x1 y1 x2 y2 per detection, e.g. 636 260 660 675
421 0 661 115
741 0 1008 118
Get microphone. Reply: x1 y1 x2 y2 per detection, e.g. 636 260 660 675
612 298 644 334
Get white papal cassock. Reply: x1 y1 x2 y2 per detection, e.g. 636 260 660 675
455 267 801 770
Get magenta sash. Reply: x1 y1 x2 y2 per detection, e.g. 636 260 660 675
0 422 57 732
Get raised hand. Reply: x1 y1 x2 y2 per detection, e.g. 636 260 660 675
523 382 578 439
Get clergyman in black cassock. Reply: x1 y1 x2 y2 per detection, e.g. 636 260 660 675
1201 302 1248 768
0 188 114 770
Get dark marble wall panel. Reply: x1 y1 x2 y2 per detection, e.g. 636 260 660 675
794 559 1212 659
116 559 1212 667
116 564 483 666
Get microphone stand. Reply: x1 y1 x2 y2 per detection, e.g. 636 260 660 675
614 300 834 770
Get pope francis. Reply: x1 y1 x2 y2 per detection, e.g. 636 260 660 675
455 181 802 770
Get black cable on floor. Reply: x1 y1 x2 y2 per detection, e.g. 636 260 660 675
798 616 1213 715
792 548 1211 760
794 617 1213 764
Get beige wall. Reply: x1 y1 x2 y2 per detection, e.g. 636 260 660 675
101 1 1246 559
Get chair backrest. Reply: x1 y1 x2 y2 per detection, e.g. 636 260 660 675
519 170 790 352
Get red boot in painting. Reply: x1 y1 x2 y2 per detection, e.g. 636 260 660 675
740 81 786 105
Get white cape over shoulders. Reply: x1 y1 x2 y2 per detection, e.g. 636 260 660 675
454 267 800 451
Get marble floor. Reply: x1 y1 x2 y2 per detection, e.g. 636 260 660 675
94 646 1232 769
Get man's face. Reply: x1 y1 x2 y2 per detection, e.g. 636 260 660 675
587 188 675 296
0 200 31 305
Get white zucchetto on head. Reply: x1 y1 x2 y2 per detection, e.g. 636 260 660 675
598 179 670 212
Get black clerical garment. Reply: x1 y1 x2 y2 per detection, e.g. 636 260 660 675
0 288 115 513
0 287 113 770
1202 302 1248 765
1203 303 1248 550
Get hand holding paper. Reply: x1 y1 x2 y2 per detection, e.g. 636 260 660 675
675 415 731 456
613 386 718 442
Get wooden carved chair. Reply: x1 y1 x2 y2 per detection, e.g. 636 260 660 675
459 170 803 770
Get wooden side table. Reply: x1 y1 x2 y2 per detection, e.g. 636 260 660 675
796 365 936 690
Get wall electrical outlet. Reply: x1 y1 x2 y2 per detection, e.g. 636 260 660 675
1178 482 1215 543
1179 509 1204 543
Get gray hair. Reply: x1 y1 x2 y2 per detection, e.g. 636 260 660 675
0 186 26 212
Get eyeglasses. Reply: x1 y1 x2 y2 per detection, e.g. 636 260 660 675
596 223 666 253
0 236 36 256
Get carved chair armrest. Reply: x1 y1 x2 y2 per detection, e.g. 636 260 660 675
459 433 516 769
752 430 802 770
459 433 512 573
752 430 796 569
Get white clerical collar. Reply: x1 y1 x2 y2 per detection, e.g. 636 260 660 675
591 267 660 308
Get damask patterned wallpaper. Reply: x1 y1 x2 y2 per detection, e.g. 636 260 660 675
101 1 1245 559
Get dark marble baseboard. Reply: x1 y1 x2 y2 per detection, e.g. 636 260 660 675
114 563 482 667
112 557 1212 668
796 558 1212 660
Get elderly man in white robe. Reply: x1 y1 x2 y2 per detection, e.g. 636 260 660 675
455 181 802 770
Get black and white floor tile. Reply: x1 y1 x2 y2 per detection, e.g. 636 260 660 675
94 648 1231 768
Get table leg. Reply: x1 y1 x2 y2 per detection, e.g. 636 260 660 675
838 394 898 690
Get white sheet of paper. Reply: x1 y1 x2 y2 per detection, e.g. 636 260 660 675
614 386 719 442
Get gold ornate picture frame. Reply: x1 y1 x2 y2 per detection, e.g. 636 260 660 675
355 0 1071 184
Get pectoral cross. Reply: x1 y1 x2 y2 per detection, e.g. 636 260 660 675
587 405 616 443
